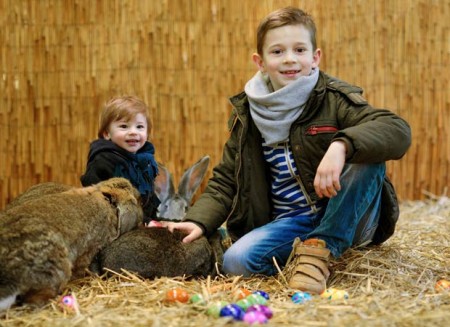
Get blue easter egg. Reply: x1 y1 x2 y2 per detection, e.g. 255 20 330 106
220 303 245 321
292 291 312 304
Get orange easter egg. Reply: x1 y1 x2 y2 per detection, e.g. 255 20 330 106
435 279 450 292
165 288 190 303
233 288 252 300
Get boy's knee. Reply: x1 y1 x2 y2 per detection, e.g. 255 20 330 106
222 249 249 276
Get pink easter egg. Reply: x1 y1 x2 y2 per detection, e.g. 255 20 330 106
243 311 268 324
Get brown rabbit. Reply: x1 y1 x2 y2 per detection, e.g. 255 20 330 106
0 178 142 311
95 156 223 279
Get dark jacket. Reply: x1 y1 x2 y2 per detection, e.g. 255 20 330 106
80 139 160 222
185 71 411 244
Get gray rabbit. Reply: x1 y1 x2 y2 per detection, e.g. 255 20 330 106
95 156 224 278
154 155 210 221
0 178 142 311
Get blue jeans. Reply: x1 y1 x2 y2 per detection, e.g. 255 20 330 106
222 163 385 276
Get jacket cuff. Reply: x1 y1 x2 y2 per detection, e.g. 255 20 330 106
332 136 354 161
184 219 207 235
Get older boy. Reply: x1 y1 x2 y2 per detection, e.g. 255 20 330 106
167 7 411 294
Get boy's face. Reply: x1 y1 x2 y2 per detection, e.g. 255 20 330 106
103 113 148 153
253 24 321 91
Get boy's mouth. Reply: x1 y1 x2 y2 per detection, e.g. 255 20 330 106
281 70 301 75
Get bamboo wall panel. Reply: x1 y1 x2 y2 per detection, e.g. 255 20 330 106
0 0 449 209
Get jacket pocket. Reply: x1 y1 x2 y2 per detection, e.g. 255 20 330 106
305 125 338 135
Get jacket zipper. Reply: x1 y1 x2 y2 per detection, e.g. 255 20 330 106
284 142 319 213
305 126 338 135
225 114 244 224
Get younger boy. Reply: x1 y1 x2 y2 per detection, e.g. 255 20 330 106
81 95 160 223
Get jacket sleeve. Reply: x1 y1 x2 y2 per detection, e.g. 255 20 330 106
183 111 240 236
330 87 411 164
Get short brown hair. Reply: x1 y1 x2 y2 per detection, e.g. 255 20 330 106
255 7 317 56
98 95 152 139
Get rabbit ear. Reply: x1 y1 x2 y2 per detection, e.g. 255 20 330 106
178 156 210 203
154 162 175 202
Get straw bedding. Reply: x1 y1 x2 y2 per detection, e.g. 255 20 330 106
1 196 449 327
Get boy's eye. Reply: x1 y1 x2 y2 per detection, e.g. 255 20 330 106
295 47 306 53
137 124 145 129
119 124 128 128
271 49 282 55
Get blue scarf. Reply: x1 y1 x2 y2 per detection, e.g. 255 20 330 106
114 143 158 195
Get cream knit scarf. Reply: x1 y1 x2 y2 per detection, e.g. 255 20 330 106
245 68 319 146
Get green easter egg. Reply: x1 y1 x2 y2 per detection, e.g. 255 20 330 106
236 298 253 311
206 301 228 318
246 294 267 305
189 293 206 305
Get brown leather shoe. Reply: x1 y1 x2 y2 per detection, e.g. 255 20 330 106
285 238 331 294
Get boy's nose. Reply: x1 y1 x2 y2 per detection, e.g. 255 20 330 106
283 51 296 63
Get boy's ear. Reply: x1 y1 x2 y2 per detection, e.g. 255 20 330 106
312 48 322 68
103 131 111 140
252 53 265 72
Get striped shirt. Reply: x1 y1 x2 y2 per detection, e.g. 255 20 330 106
263 141 319 219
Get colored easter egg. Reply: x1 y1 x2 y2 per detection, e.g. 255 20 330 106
60 295 75 309
253 290 270 300
246 293 268 305
243 310 269 324
189 293 206 305
246 304 273 319
206 301 228 318
165 288 190 303
233 288 252 300
235 298 253 311
291 291 312 304
320 288 334 299
435 279 450 292
220 303 245 321
333 290 349 300
320 288 349 300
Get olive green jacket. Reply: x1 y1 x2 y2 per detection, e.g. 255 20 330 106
185 71 411 244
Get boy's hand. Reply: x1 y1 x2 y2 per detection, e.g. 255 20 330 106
145 220 165 228
166 221 204 243
314 141 346 198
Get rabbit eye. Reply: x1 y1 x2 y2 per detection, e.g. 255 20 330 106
103 193 115 206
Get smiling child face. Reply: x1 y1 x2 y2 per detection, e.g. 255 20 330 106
252 24 321 91
103 113 148 153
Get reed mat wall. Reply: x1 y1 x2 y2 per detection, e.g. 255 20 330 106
0 0 449 209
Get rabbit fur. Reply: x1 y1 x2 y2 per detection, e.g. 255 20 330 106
0 178 143 311
93 155 223 279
